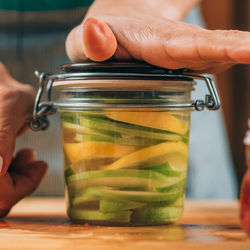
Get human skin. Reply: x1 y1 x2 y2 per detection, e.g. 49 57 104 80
0 0 250 217
66 0 250 73
0 63 47 217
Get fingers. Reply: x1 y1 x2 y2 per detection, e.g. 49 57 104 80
66 15 250 73
101 16 250 69
0 149 47 217
66 17 117 62
0 64 36 176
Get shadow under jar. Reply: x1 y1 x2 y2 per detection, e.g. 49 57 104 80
29 62 220 226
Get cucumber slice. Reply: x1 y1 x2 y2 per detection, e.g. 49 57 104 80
67 169 181 191
157 179 186 192
100 199 145 213
68 208 131 223
131 206 183 225
80 115 183 141
61 112 78 124
64 167 75 178
143 162 185 177
74 133 164 146
62 121 121 138
62 120 121 142
72 187 183 205
102 141 188 170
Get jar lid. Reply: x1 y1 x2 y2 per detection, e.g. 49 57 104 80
56 62 193 83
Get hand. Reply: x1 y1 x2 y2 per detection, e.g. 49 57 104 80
0 63 47 217
66 0 250 73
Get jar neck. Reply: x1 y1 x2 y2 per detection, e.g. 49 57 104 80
52 79 195 112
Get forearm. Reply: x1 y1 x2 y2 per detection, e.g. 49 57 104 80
87 0 203 21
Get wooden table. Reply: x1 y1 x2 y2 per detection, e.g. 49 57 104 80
0 198 249 250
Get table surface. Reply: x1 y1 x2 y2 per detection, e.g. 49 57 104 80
0 198 249 250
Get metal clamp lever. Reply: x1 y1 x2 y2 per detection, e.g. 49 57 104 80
184 74 221 111
27 71 56 131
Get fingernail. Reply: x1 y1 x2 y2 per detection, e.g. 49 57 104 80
0 156 3 173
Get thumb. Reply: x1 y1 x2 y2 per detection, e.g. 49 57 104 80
66 17 117 62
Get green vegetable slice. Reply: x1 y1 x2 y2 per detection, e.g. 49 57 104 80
100 199 145 213
131 206 183 225
74 133 164 146
142 162 185 177
68 208 131 223
67 169 183 192
62 121 121 138
157 179 186 192
72 187 184 205
80 114 184 141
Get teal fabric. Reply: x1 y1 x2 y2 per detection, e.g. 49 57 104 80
0 0 94 11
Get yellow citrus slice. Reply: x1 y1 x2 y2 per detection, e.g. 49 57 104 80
63 141 135 163
102 141 188 170
106 112 188 135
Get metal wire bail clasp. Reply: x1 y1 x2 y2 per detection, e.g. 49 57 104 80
28 71 56 131
185 74 221 111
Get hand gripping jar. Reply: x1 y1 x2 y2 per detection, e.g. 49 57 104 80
29 62 220 226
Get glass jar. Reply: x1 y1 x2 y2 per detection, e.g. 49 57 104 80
29 62 220 226
240 119 250 236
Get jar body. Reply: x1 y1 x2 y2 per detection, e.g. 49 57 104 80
61 108 190 225
52 77 194 226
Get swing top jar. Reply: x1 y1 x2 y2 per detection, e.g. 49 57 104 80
29 62 220 226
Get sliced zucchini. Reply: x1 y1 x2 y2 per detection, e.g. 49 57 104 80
100 199 145 213
68 208 131 223
72 187 183 205
80 115 183 141
67 169 182 191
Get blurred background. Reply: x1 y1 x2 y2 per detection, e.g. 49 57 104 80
202 0 250 191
